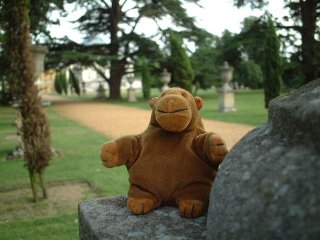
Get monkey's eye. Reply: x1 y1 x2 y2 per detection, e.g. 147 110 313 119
181 92 187 98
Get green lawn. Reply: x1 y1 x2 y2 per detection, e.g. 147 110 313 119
101 88 268 126
0 89 268 239
0 215 78 240
0 106 129 240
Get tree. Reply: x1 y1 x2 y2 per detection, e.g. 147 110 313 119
283 0 320 83
2 0 52 202
141 60 152 99
169 32 194 92
0 0 65 104
28 0 65 42
263 18 283 108
54 72 63 94
69 69 81 95
66 0 206 99
235 0 320 84
215 30 242 70
234 0 267 8
237 16 268 66
235 60 264 89
191 43 220 89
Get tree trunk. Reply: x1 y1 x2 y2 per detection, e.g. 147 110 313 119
39 169 48 199
108 0 124 100
300 0 318 83
29 170 39 203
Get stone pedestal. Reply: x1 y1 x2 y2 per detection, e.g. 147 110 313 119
127 88 137 102
219 90 236 112
218 62 236 112
96 84 106 99
79 196 206 240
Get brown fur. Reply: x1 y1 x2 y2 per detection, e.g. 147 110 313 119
101 88 228 218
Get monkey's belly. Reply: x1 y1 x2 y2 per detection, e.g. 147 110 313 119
128 151 214 202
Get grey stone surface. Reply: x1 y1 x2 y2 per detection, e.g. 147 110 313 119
207 80 320 240
79 196 206 240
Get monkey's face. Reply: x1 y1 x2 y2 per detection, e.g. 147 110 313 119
149 88 203 132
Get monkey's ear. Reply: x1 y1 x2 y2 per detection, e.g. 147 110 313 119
149 97 158 108
194 96 203 110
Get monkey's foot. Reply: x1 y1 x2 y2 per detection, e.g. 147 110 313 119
178 199 205 218
128 197 155 215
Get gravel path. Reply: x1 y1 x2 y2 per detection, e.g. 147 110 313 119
46 95 255 149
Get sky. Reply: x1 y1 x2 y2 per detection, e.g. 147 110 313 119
49 0 289 44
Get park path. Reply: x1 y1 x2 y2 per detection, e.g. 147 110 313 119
44 95 255 149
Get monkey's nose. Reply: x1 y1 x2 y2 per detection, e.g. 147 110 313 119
167 99 175 112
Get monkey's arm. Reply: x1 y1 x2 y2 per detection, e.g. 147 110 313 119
101 135 141 168
194 132 228 169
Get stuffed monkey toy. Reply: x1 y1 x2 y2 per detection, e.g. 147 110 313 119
101 87 228 218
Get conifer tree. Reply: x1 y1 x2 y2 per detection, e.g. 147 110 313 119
169 32 194 92
3 0 52 202
141 61 152 100
263 17 282 108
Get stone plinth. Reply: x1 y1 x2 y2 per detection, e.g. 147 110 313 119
207 80 320 239
96 84 106 99
127 88 137 102
219 90 236 112
79 196 206 240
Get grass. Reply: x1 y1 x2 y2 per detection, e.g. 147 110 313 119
0 215 78 240
73 88 268 126
0 106 129 239
0 88 268 238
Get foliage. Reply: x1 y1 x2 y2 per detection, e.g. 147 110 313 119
215 30 242 69
263 18 283 108
54 70 68 95
141 60 152 100
46 39 110 70
191 43 220 88
237 16 268 66
48 0 209 99
234 0 267 8
2 0 51 202
282 56 305 89
235 0 320 84
169 32 194 91
282 0 319 83
54 72 63 94
0 75 13 105
69 69 81 96
28 0 65 42
235 60 264 89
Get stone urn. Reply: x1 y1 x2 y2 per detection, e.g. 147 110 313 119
220 61 234 92
30 45 48 81
160 68 171 91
